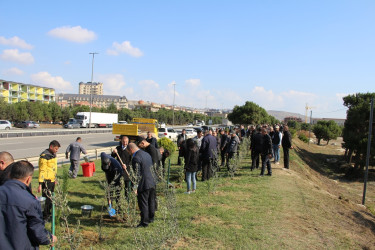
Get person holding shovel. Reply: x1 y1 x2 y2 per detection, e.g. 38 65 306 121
100 152 125 216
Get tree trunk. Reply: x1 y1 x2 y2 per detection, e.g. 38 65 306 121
318 138 321 145
347 149 353 164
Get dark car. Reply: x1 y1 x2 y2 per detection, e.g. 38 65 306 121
64 118 81 129
14 121 35 128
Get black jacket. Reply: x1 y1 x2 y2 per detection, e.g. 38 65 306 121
132 149 156 193
282 131 292 148
261 134 273 155
184 147 199 172
144 144 160 167
146 137 158 148
251 132 263 152
0 180 51 249
101 153 124 185
220 134 228 149
111 145 131 181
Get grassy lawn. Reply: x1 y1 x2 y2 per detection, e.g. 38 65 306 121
31 138 375 249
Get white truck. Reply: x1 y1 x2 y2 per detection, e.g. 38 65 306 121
75 112 118 128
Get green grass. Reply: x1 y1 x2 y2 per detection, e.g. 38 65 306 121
32 146 375 249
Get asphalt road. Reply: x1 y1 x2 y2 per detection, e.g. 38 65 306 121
0 133 118 159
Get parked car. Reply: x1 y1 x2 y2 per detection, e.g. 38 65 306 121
185 128 197 138
158 127 178 141
0 120 12 130
31 121 40 128
187 123 193 127
14 121 36 128
64 118 81 129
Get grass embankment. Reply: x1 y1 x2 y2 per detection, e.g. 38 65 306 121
32 138 375 249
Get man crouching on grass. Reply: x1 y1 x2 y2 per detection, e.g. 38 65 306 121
0 161 57 249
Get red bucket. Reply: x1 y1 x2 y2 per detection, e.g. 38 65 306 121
81 162 95 177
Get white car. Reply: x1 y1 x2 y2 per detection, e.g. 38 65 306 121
0 120 12 130
187 123 193 127
185 128 197 138
158 127 178 141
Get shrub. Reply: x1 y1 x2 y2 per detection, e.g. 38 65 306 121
298 134 309 143
158 137 177 154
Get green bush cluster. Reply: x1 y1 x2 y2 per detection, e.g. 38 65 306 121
158 137 177 154
298 134 309 143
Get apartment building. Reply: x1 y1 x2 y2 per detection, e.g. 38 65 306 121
0 80 55 104
57 93 128 109
79 82 103 95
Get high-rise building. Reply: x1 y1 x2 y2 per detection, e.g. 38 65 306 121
0 80 55 104
79 82 103 95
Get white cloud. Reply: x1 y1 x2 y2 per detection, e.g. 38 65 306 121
107 41 143 57
139 80 159 90
2 67 24 76
0 36 33 50
97 74 127 95
185 79 201 88
47 26 97 43
30 72 73 91
0 49 34 64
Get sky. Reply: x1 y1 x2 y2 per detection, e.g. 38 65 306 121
1 1 374 119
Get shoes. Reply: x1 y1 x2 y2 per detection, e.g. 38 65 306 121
276 162 280 165
149 219 154 223
259 174 264 177
184 191 191 194
136 223 148 228
266 173 272 176
250 167 254 171
191 190 196 193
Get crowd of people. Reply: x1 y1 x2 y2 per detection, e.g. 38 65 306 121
177 124 294 193
0 123 293 248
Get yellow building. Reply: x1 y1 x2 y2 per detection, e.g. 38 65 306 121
0 80 55 104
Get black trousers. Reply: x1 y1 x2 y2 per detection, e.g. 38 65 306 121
201 158 212 181
42 180 55 219
283 147 290 169
137 187 156 225
220 149 226 166
251 150 260 169
260 154 272 175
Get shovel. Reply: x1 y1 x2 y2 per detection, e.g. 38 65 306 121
108 200 116 217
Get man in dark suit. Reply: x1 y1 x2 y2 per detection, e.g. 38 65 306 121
200 129 218 181
282 125 293 169
177 129 187 165
146 131 159 148
112 135 132 197
127 143 156 228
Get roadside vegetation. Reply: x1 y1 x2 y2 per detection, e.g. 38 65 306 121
0 98 222 125
31 136 375 249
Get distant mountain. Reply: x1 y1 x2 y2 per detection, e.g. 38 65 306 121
267 110 306 122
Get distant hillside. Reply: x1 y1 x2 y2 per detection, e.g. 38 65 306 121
267 110 305 122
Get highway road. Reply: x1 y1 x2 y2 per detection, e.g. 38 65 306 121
0 133 118 159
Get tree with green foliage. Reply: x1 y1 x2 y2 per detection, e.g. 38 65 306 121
227 101 278 125
312 120 341 145
342 93 375 172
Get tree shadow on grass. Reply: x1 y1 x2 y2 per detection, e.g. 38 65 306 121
294 147 352 180
352 211 375 234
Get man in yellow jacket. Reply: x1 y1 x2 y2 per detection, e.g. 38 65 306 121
38 140 61 221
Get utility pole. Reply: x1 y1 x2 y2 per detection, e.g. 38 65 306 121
172 81 176 128
89 52 98 129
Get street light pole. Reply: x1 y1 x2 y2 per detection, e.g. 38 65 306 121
89 52 98 129
172 81 176 128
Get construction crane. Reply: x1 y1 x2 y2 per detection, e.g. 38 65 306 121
305 103 316 123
